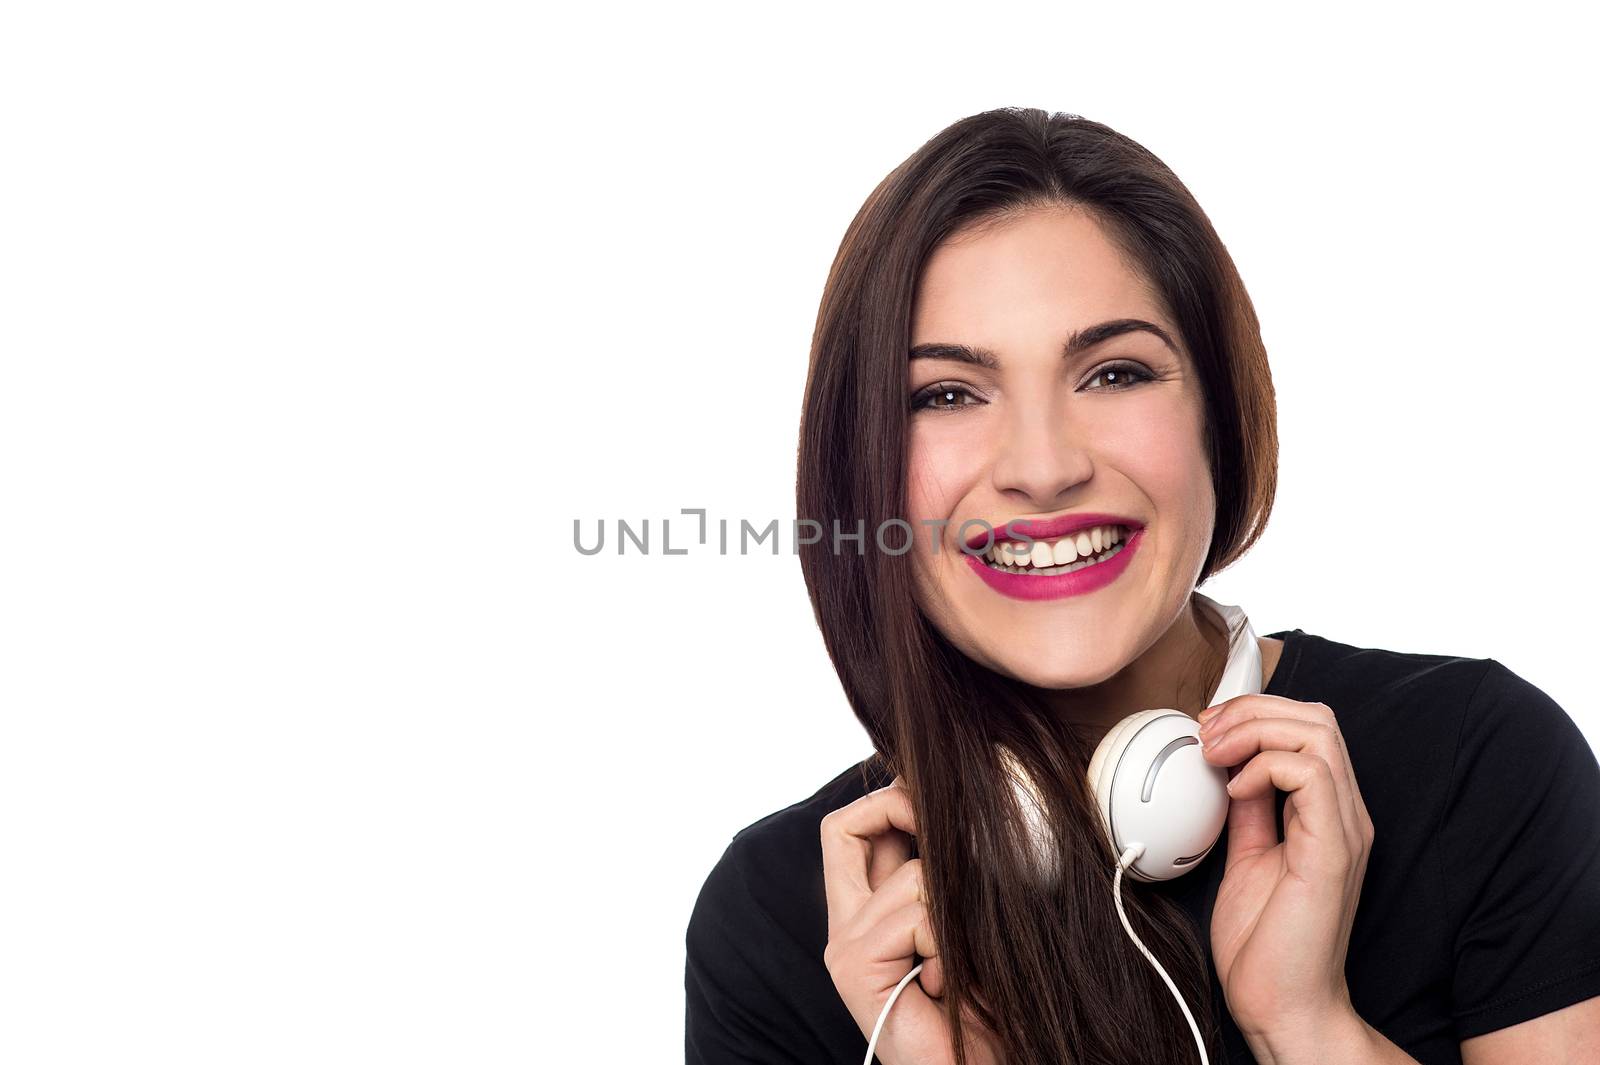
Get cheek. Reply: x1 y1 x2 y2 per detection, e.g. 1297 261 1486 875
905 420 987 524
1109 393 1213 526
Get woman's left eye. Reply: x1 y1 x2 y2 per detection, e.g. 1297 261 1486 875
1082 361 1155 391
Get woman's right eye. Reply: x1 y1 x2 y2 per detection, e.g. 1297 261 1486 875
911 383 983 413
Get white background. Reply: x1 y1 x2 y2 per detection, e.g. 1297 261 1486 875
2 2 1595 1061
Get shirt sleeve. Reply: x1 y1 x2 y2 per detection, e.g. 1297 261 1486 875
1441 659 1600 1040
684 838 839 1065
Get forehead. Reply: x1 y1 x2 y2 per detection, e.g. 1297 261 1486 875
911 206 1166 344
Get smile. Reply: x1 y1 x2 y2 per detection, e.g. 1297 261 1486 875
963 524 1144 601
980 523 1130 573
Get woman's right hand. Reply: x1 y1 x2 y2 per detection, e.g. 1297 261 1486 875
820 776 1005 1065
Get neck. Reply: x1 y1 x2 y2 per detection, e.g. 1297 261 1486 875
1029 594 1230 739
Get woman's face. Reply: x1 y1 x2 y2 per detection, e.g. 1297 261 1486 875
906 204 1215 691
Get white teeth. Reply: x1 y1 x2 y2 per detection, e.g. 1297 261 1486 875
1051 537 1075 566
980 524 1133 573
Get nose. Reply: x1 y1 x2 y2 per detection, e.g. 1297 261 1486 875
989 401 1094 509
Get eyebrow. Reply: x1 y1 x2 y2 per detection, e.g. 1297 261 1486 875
908 318 1177 369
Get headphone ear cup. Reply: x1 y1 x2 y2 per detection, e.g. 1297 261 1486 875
1086 709 1229 883
1086 708 1172 862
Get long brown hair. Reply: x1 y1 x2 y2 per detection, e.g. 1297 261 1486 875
796 108 1279 1065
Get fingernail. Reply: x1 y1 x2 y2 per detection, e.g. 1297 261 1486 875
1199 705 1221 722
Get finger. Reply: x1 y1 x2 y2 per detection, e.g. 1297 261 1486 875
1197 690 1288 722
1227 750 1351 878
919 953 944 998
1203 697 1353 774
869 828 913 891
870 778 914 890
1201 695 1341 755
1223 762 1278 871
820 783 918 938
855 898 939 975
1203 716 1362 853
1203 698 1367 844
841 857 926 940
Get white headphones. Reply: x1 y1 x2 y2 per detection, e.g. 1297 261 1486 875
1085 592 1259 882
862 594 1262 1065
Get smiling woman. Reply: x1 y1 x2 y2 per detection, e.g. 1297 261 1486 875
683 108 1600 1065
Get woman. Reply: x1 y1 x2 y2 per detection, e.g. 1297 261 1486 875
684 108 1600 1064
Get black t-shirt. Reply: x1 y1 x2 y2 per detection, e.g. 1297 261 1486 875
684 629 1600 1065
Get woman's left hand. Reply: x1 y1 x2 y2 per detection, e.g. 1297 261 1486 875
1197 694 1375 1047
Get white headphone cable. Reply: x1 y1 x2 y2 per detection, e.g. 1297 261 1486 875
861 843 1208 1065
1113 843 1210 1065
863 961 924 1065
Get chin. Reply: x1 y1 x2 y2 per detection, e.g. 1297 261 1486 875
983 647 1122 691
